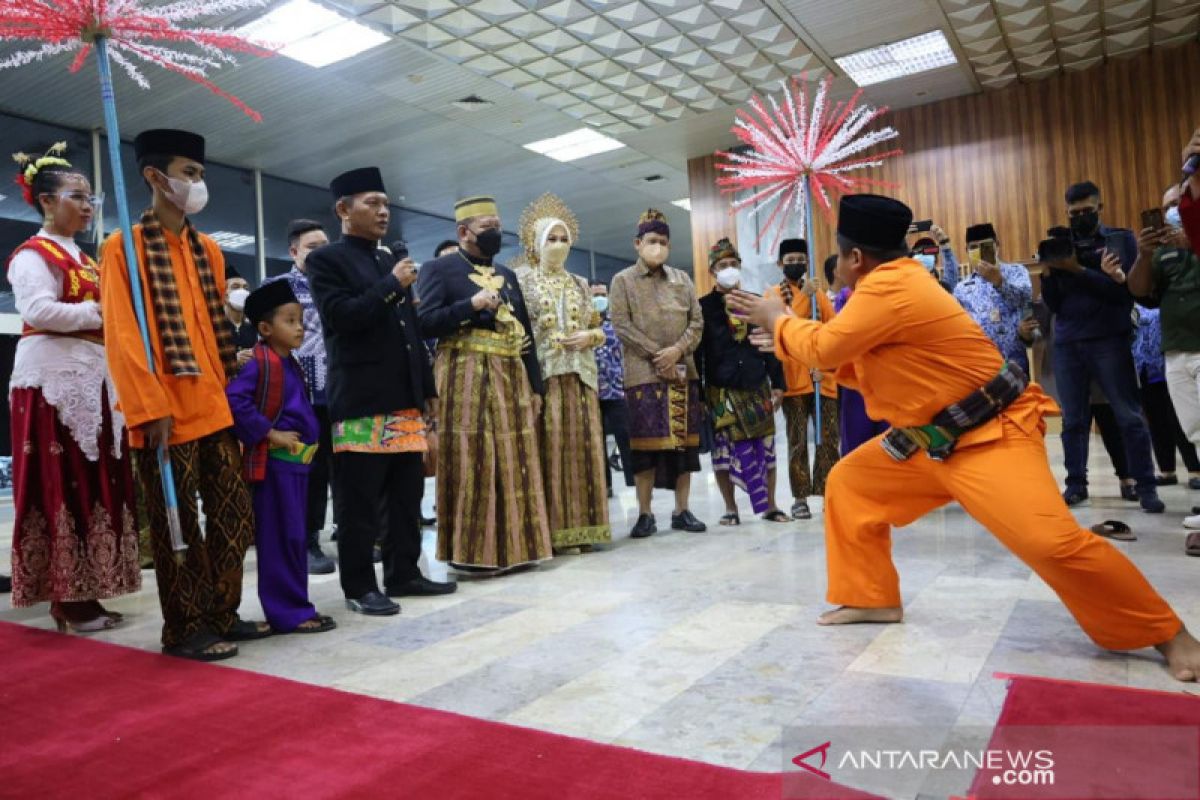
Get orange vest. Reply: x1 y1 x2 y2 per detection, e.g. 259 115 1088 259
7 236 103 344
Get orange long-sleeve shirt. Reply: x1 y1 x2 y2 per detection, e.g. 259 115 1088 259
100 225 233 447
774 258 1057 448
763 283 837 399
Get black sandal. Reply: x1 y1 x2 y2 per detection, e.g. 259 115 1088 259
291 615 337 634
762 510 790 523
224 619 273 641
719 512 740 526
162 631 238 662
1090 520 1136 541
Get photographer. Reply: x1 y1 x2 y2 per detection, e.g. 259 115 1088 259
953 223 1033 374
1041 181 1163 512
1129 183 1200 544
907 220 960 292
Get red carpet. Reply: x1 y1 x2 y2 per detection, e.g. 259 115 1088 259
968 674 1200 799
0 621 876 799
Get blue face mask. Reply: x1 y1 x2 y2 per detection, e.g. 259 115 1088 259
1166 206 1182 229
593 296 609 314
915 254 937 271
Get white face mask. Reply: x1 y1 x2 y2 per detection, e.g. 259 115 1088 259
715 266 741 289
541 241 570 268
160 172 208 215
227 288 250 312
640 243 668 267
593 296 608 314
1166 206 1183 229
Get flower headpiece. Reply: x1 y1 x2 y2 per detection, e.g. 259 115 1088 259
12 142 71 206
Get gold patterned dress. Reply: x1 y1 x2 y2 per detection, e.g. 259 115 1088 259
514 196 611 550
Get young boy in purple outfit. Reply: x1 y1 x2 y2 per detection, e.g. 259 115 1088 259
226 281 336 634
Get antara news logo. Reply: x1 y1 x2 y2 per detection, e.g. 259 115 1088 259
793 740 1056 788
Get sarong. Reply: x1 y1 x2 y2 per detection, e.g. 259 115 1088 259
435 345 551 569
540 374 611 549
9 386 140 607
626 380 703 490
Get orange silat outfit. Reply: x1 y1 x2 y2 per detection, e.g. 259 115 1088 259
773 256 1182 651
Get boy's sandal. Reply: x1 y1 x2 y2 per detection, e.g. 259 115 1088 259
224 619 273 641
162 631 238 662
292 615 338 634
1090 520 1136 542
719 512 740 526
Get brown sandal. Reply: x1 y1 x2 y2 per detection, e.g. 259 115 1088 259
1186 531 1200 557
1090 520 1136 541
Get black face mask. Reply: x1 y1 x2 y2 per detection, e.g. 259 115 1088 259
1069 211 1099 239
783 262 806 282
474 227 502 258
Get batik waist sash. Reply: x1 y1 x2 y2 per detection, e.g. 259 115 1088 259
269 443 319 465
706 382 774 442
881 361 1029 462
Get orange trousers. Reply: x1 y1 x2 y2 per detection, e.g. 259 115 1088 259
825 418 1182 651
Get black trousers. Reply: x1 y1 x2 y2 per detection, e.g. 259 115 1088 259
1141 380 1200 474
600 398 635 488
1092 403 1128 480
333 451 424 599
306 404 335 547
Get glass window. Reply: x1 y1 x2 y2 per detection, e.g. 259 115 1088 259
261 176 338 279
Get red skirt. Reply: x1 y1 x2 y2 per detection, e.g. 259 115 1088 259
9 386 140 606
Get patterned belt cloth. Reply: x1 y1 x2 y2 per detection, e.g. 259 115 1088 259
269 443 319 465
438 328 523 358
881 361 1028 462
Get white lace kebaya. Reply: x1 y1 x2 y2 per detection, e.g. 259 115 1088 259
8 229 125 461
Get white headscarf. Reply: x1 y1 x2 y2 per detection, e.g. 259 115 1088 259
535 217 571 265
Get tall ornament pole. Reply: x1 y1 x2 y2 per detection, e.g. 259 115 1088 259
94 34 184 553
802 172 822 444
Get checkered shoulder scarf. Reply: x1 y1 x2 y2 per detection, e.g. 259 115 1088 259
139 208 237 379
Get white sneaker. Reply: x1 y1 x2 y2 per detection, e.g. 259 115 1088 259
1184 514 1200 530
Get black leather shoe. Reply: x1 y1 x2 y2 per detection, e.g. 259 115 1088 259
307 545 336 575
345 591 399 616
387 576 458 597
671 509 706 532
630 513 656 538
1120 483 1138 502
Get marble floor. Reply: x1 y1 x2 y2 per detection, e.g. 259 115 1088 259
2 433 1198 798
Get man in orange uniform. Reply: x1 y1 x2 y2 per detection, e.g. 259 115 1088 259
101 129 265 662
764 239 839 520
730 194 1199 681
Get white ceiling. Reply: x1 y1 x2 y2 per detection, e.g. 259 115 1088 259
0 0 1196 260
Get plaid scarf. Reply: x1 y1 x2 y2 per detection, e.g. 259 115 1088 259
139 208 237 379
242 342 286 483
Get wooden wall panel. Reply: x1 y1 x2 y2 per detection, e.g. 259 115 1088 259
688 43 1200 286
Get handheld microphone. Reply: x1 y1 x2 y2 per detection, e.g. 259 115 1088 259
389 240 409 261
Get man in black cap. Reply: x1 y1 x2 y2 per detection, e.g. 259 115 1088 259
729 193 1200 683
101 128 265 660
306 167 454 617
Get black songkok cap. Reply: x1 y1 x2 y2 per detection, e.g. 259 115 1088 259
134 129 205 163
245 280 298 325
837 194 913 251
778 238 807 260
330 167 386 200
966 223 997 243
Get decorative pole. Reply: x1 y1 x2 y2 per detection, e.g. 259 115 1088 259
2 0 275 553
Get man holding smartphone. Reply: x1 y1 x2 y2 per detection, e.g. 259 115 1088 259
1042 180 1163 512
1130 183 1200 550
953 223 1033 374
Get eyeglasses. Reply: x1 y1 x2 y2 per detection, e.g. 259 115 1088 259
56 191 103 206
